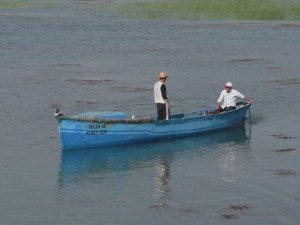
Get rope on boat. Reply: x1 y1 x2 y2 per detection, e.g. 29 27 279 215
54 103 251 124
248 106 252 125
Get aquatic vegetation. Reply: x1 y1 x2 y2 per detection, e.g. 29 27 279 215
229 204 250 211
271 134 299 139
110 86 152 93
274 148 296 152
75 100 97 105
227 58 264 64
273 77 300 85
65 78 114 85
110 0 300 20
177 208 199 213
274 169 296 176
149 203 168 209
221 214 236 219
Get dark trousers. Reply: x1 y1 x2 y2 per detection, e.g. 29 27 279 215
219 106 236 112
156 103 166 121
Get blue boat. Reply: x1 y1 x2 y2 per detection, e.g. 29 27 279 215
55 102 251 150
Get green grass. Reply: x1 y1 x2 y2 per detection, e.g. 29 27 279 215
0 0 54 9
2 0 300 20
0 1 37 9
111 0 300 20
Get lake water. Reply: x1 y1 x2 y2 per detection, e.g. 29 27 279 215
0 2 300 225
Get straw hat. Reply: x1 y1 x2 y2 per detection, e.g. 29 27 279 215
158 71 169 79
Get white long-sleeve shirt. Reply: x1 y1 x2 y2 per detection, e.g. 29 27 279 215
217 89 244 109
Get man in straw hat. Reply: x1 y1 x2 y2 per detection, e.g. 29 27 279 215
216 81 254 112
154 71 171 120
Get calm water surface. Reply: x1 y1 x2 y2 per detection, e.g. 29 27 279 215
0 2 300 225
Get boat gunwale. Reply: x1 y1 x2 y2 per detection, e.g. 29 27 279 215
56 102 251 124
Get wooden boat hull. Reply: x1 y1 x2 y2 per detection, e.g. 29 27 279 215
56 103 251 150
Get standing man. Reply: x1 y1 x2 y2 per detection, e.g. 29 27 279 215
216 81 254 112
154 71 171 120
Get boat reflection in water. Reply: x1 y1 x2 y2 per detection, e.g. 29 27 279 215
58 125 250 189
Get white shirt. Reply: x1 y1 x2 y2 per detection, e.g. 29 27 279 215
217 89 244 109
154 81 166 104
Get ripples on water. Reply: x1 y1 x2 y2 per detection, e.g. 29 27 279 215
1 1 300 225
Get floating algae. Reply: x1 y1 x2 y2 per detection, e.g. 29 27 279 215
65 79 114 85
274 169 296 176
274 148 296 152
271 134 299 139
177 208 199 213
273 78 300 85
110 86 152 93
229 204 250 211
221 214 237 219
75 100 97 105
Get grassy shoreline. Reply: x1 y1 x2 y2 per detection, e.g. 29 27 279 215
113 0 300 20
0 1 38 9
2 0 300 20
0 0 55 9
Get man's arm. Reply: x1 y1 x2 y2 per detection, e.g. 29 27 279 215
216 92 223 109
243 96 254 104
